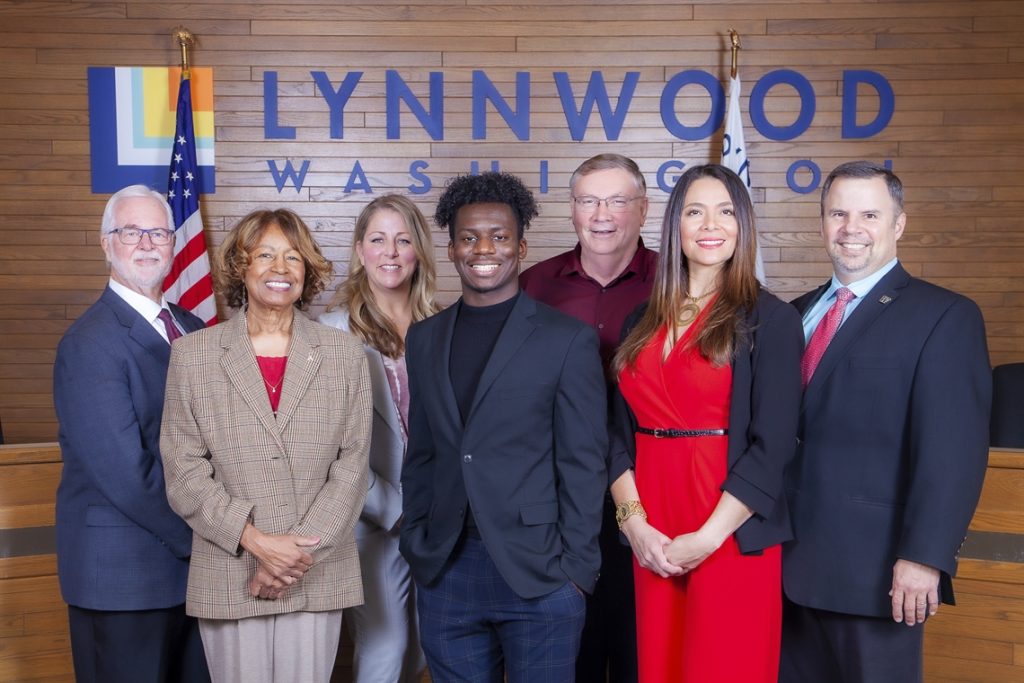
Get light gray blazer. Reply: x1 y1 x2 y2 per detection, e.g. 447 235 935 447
319 309 405 537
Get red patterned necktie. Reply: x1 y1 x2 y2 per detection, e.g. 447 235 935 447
157 308 183 343
801 287 855 387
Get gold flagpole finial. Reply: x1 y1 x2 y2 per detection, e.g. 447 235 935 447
728 29 741 79
171 27 196 77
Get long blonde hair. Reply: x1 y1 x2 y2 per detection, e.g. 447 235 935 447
614 165 760 372
329 195 439 357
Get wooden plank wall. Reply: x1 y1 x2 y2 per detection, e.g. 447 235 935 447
1 0 1022 444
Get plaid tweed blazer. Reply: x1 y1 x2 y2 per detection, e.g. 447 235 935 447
160 310 371 620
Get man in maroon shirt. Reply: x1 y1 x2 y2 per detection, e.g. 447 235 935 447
520 154 657 683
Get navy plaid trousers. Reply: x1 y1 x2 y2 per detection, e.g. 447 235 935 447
416 536 586 683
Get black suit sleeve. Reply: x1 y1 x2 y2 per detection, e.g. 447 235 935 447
898 297 991 578
171 303 206 334
607 304 645 486
721 300 804 518
608 382 639 487
399 324 436 554
554 325 609 592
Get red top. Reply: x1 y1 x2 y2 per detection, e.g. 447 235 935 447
256 355 287 413
520 240 658 372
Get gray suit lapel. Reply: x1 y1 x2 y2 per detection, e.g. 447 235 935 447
367 347 403 439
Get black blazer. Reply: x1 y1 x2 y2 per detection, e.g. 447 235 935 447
784 263 991 618
399 293 608 599
609 289 804 554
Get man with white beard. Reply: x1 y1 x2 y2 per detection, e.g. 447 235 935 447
53 185 209 683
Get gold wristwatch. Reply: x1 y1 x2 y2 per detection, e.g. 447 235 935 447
615 500 647 529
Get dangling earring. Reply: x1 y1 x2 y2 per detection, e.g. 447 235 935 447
241 286 247 311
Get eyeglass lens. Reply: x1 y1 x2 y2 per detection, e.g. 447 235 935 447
112 228 173 245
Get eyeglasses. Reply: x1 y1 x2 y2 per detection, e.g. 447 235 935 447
572 195 644 213
107 227 174 245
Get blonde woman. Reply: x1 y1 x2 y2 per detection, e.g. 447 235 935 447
320 194 439 683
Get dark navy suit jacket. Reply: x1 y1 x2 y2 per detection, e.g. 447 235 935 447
399 293 608 599
54 286 205 610
784 263 991 618
609 289 804 554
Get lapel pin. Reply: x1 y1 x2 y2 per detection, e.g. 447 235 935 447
878 295 892 304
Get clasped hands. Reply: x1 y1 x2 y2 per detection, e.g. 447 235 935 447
240 523 320 600
621 517 721 579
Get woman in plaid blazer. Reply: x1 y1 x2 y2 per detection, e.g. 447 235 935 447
161 208 371 683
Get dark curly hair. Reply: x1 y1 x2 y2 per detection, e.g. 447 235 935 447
434 172 539 240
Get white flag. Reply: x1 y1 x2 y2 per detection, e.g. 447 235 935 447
722 75 766 284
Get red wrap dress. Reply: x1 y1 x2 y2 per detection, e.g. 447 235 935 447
617 311 781 683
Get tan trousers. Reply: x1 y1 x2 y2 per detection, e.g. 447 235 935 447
198 610 343 683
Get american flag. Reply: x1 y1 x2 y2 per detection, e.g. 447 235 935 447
164 72 217 324
722 73 766 284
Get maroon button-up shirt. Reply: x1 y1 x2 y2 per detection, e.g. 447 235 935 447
520 241 658 372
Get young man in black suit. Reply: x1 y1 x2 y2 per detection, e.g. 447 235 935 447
400 172 608 683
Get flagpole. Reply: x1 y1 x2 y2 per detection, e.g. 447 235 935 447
722 28 765 284
172 27 195 77
164 26 218 324
729 29 740 79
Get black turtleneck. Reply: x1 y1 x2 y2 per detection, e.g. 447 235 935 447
449 293 519 423
449 292 519 539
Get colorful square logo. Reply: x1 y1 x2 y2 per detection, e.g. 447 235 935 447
88 66 215 194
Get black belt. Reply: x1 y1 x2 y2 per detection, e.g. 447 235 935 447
637 427 728 438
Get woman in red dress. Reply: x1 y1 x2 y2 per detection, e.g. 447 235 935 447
610 165 804 683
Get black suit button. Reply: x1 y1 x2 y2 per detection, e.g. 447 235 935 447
463 454 472 463
459 508 465 517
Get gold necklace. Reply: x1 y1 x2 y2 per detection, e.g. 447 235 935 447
263 375 284 395
678 289 716 325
